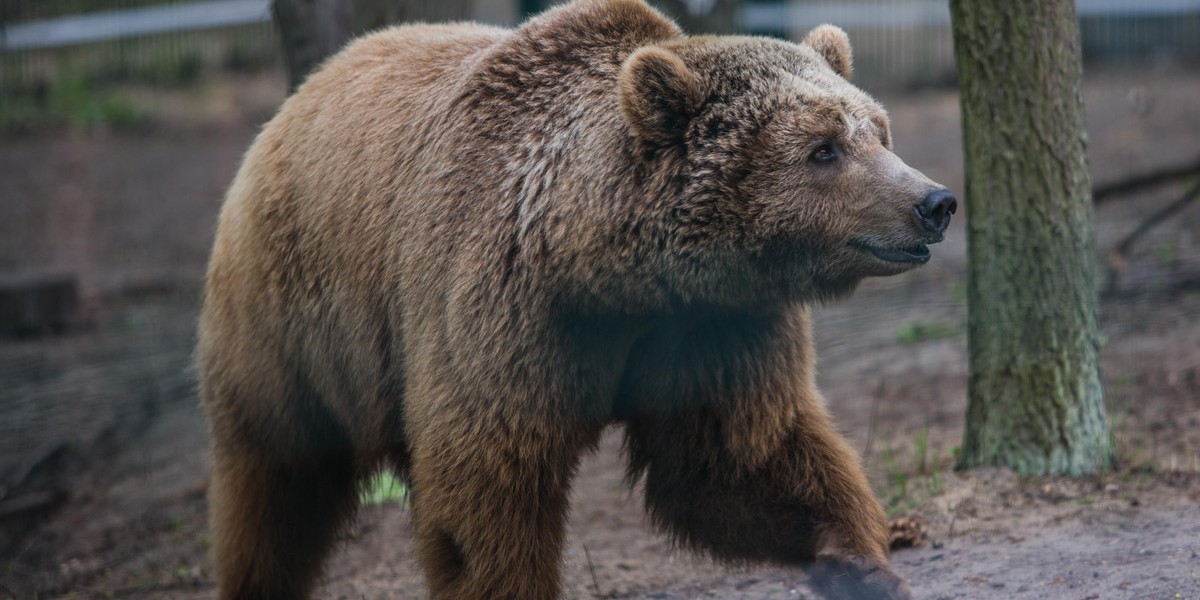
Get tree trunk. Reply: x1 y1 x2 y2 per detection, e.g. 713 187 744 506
951 0 1109 475
274 0 476 93
655 0 740 35
352 0 476 32
273 0 353 92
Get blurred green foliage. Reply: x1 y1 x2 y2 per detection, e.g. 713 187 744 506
359 471 408 506
0 73 151 133
895 320 963 345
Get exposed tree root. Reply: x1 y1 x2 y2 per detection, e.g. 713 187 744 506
1094 156 1200 204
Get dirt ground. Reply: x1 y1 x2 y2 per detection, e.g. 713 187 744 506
1 63 1198 600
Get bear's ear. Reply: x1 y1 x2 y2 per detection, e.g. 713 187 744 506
619 46 704 146
803 24 853 79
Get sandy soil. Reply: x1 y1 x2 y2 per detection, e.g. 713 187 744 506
1 64 1198 599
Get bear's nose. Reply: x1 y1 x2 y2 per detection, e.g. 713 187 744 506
914 189 957 234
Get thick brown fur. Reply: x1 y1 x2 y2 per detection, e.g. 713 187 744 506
197 1 950 598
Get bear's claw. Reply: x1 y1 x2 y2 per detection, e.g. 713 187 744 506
805 555 913 600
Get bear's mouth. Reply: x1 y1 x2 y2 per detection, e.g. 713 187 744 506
849 241 931 264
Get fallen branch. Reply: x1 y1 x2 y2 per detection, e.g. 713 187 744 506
1105 180 1200 294
1094 157 1200 204
583 544 602 598
1168 270 1200 294
0 488 66 520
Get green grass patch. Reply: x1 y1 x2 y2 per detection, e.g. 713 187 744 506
1107 373 1135 387
1156 242 1177 266
950 282 967 302
359 471 408 507
880 442 909 508
895 320 962 345
876 428 947 517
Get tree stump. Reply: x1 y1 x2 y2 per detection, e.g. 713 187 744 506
0 272 81 337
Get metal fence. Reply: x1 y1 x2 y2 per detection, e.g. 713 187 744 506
2 0 1199 94
1 0 279 93
742 0 1200 89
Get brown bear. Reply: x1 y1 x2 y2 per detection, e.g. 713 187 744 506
196 1 955 599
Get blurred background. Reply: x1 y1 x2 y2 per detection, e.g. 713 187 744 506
5 0 1200 99
1 1 1198 597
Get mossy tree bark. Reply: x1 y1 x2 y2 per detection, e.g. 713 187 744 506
950 0 1109 475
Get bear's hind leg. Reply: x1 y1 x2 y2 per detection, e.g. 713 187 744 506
207 413 359 600
408 420 588 600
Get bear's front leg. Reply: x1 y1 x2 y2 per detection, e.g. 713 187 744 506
782 420 912 600
619 310 910 600
625 407 910 600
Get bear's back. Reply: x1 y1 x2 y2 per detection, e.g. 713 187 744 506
202 2 687 432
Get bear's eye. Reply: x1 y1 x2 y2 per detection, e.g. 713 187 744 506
810 142 838 164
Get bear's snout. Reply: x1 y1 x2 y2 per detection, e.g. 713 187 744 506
912 188 957 235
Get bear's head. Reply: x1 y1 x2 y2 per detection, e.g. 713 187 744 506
618 26 955 305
